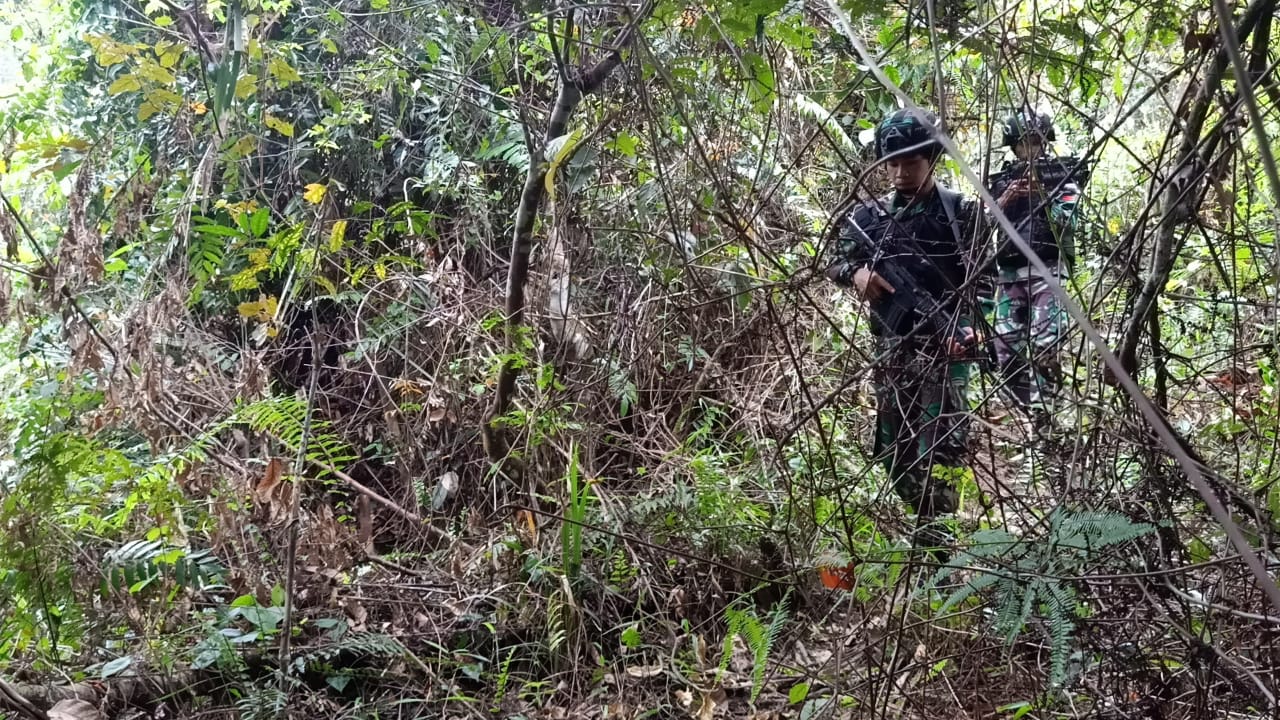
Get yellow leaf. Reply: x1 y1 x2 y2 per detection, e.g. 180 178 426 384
236 294 278 321
190 101 208 115
234 73 258 99
229 268 261 291
543 129 584 201
108 74 142 96
374 260 387 281
265 324 280 338
136 58 176 84
154 40 183 68
84 33 138 67
303 183 327 205
229 134 257 159
146 88 183 108
137 101 161 121
313 275 337 295
264 114 294 137
268 55 302 85
329 219 348 253
247 248 270 269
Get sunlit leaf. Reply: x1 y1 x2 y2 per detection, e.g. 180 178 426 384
264 114 295 137
329 219 348 252
107 73 142 95
268 55 302 85
304 183 328 204
235 73 258 99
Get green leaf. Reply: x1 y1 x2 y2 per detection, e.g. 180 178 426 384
789 682 810 704
608 130 639 158
742 52 775 114
268 55 302 85
235 73 258 99
327 674 352 692
249 207 270 238
620 624 642 648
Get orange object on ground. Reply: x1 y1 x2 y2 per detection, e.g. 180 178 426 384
818 562 856 590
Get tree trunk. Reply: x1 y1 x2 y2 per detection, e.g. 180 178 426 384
481 6 650 481
1112 0 1272 379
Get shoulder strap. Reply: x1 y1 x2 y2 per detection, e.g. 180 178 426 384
934 185 965 247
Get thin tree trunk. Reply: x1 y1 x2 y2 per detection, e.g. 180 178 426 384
1113 0 1271 378
481 6 651 479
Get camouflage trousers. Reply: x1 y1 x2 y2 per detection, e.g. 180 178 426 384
872 337 973 519
993 270 1070 412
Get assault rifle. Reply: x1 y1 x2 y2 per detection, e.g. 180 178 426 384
869 254 977 351
985 155 1092 198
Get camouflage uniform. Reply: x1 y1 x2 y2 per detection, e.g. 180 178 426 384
829 186 988 519
991 163 1080 413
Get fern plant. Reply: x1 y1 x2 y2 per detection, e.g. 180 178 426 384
928 508 1154 686
718 595 791 703
135 394 358 498
102 538 225 595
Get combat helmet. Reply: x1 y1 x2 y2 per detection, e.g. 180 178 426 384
874 108 945 161
1002 110 1056 147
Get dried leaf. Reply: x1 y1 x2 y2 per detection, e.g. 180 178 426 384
430 471 458 511
256 457 284 500
55 157 105 297
49 699 102 720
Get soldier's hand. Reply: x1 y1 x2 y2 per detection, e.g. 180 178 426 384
947 328 981 357
996 178 1031 209
853 267 895 301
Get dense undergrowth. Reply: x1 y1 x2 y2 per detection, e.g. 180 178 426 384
1 0 1280 718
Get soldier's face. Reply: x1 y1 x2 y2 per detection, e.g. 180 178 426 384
886 154 934 195
1014 138 1044 160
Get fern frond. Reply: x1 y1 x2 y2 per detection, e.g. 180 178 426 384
1041 581 1077 686
102 539 225 594
939 568 1002 614
791 94 858 155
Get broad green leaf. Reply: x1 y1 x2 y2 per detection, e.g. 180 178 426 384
789 682 810 704
249 208 270 238
108 73 142 95
620 624 642 648
145 88 183 108
608 130 639 158
154 40 183 68
742 52 775 114
137 101 161 121
136 58 175 84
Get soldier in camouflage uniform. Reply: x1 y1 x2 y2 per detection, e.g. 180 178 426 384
826 109 996 533
988 111 1081 425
